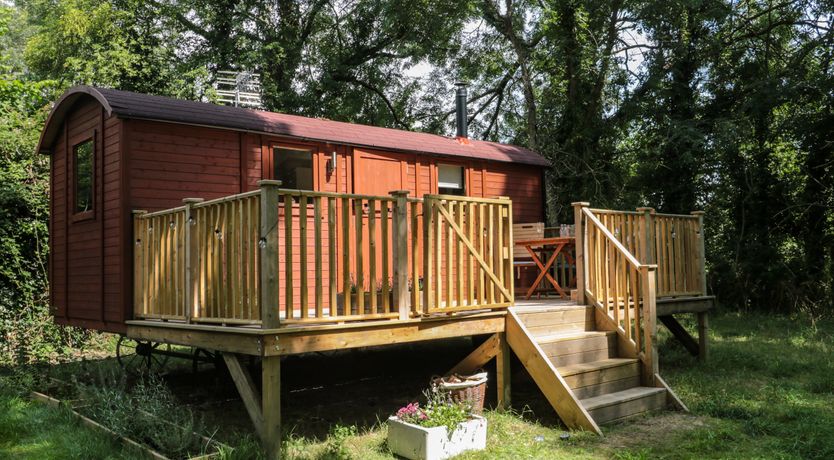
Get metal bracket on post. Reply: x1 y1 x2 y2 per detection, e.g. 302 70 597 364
182 198 204 323
390 190 410 321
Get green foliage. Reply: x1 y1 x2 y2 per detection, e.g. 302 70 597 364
0 48 97 364
0 0 832 334
78 370 207 458
419 388 472 436
321 425 358 460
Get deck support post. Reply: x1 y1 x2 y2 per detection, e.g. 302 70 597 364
691 211 708 362
496 332 511 411
697 311 709 361
258 180 282 329
390 190 410 320
571 202 590 305
262 355 282 460
182 198 204 322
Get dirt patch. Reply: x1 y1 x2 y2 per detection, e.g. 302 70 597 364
602 412 708 450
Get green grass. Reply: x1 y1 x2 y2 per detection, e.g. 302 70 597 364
0 392 145 459
2 311 833 459
271 311 834 460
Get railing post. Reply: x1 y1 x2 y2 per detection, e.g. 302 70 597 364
640 264 659 386
636 207 655 264
691 211 707 296
390 190 410 321
422 195 435 314
492 196 512 304
258 180 282 329
572 202 590 304
132 210 147 319
182 198 204 323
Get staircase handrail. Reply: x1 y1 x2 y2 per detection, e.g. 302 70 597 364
575 204 658 387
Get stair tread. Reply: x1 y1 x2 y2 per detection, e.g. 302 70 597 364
557 358 639 377
535 330 615 343
581 386 666 411
512 304 588 314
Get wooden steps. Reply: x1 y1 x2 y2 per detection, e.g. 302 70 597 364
558 358 641 399
581 387 667 424
507 304 676 432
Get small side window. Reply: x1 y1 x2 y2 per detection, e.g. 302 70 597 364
438 164 465 196
74 139 94 214
274 146 314 191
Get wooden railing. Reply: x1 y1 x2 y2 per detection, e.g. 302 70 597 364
275 189 402 323
419 195 514 314
133 182 514 327
133 207 187 320
589 207 706 298
191 192 262 324
574 203 658 385
133 191 263 323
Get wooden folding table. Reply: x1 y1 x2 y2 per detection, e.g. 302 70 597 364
515 237 575 300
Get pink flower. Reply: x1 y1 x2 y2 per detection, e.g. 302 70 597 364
396 402 428 424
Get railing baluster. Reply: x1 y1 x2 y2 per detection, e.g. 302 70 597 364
328 197 337 316
445 201 453 308
342 196 351 316
368 199 377 314
284 194 294 320
467 202 475 306
410 201 419 313
354 198 364 315
381 200 390 313
299 194 308 318
487 204 495 305
478 203 485 305
314 196 323 318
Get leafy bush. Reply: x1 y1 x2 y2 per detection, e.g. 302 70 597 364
321 425 358 460
0 75 102 365
78 370 207 459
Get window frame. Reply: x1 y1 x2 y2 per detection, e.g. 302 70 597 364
437 163 467 196
270 143 317 192
71 136 96 221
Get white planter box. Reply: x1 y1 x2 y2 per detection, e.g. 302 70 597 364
387 415 487 460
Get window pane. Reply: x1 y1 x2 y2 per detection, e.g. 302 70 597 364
74 140 93 213
274 147 313 190
438 164 464 196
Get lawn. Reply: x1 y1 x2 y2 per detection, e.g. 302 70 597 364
1 311 832 459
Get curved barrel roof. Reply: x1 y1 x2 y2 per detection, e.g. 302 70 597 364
37 86 548 166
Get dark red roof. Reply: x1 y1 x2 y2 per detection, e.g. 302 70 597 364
38 86 548 166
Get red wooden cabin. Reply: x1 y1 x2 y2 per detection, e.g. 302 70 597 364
38 87 713 458
38 86 547 334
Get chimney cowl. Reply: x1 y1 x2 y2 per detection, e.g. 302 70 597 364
455 82 468 139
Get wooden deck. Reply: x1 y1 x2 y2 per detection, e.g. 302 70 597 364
128 189 712 459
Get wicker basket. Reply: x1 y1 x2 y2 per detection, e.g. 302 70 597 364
431 372 488 414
